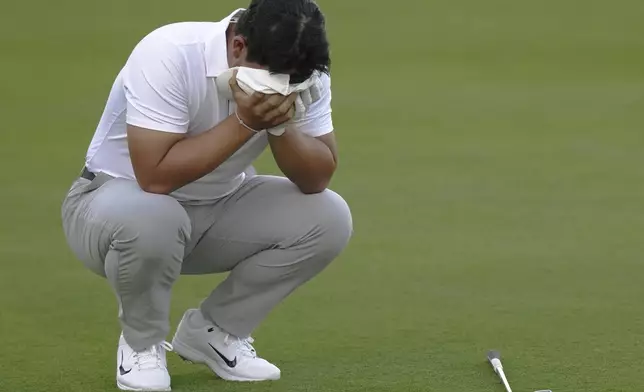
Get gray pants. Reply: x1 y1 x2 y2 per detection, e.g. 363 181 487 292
61 172 352 351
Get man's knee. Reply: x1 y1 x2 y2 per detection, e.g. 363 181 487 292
306 189 353 260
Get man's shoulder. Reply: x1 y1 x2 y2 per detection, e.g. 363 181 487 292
125 20 226 76
139 21 222 48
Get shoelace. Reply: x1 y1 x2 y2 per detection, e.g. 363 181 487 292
223 335 256 358
134 341 173 370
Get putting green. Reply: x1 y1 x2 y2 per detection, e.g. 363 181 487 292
1 0 643 391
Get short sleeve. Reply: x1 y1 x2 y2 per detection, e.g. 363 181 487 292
291 72 334 137
122 34 190 133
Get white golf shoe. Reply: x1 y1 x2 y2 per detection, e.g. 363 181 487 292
116 334 173 391
171 309 280 382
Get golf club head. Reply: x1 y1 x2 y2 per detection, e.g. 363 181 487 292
487 350 501 362
486 350 504 375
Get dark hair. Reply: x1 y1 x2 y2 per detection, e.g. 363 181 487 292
235 0 330 83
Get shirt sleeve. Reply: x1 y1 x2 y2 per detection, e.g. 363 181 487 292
291 72 334 137
122 33 190 134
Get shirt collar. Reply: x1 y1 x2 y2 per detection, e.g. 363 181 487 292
205 8 245 77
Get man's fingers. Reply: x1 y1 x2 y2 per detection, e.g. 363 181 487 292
276 92 298 114
247 91 266 105
277 93 297 116
285 91 299 107
265 93 297 120
271 104 296 126
254 93 288 115
228 69 242 93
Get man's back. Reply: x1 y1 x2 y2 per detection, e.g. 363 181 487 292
85 15 269 201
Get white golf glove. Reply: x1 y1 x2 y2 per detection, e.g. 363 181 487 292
269 72 323 136
294 72 323 113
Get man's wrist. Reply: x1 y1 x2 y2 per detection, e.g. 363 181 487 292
222 113 257 139
234 109 263 135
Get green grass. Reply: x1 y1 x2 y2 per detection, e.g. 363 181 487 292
2 0 644 391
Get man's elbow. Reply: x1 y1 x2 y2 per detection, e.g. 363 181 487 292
296 178 331 195
136 177 174 195
295 163 337 194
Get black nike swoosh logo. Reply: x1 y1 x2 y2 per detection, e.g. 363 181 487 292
119 351 132 375
208 343 237 368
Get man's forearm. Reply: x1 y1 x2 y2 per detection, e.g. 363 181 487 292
144 115 254 194
268 129 336 194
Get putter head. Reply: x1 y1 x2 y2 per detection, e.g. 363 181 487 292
534 390 552 392
486 350 501 363
486 350 503 374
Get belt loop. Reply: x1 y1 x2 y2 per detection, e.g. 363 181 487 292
80 166 96 181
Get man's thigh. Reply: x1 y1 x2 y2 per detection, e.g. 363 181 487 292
180 175 350 275
62 175 191 276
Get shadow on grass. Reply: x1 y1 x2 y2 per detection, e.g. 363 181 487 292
171 369 222 391
171 368 286 392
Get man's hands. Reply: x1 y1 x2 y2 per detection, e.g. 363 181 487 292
226 69 337 194
230 70 298 131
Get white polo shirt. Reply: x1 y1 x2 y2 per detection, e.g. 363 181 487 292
85 8 334 201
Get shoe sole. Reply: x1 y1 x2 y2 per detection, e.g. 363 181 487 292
172 338 280 382
117 381 171 391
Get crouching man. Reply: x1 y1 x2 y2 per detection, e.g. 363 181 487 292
61 1 352 390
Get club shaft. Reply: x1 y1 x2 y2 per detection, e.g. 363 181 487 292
497 368 512 392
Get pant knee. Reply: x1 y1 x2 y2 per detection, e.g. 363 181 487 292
309 189 353 260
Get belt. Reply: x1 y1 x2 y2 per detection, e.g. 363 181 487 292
80 166 96 181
